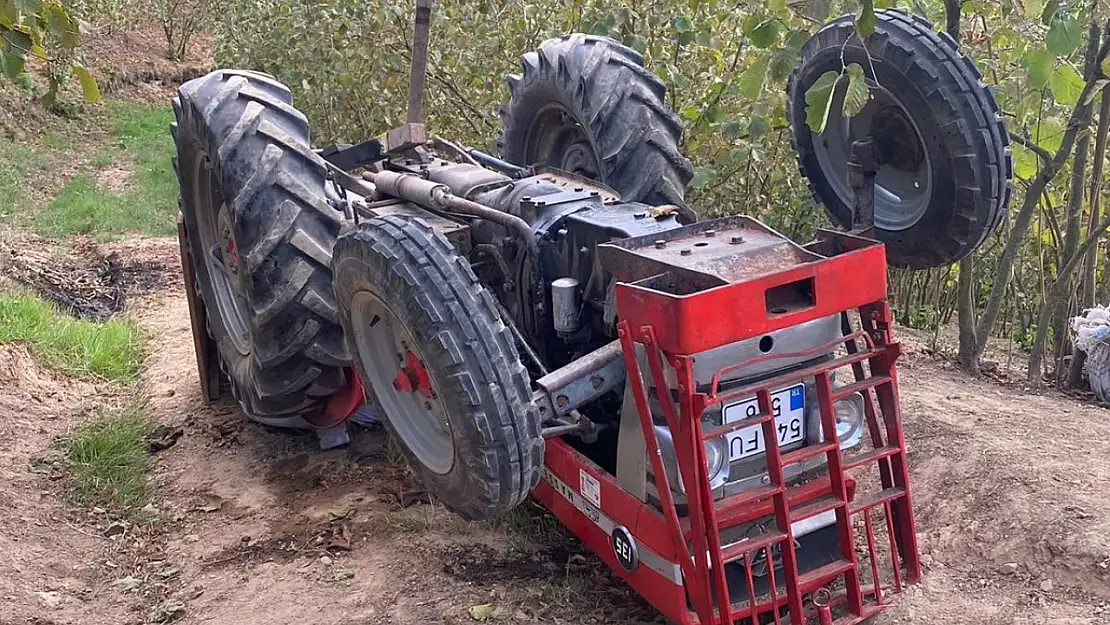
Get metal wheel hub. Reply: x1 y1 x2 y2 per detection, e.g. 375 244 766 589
392 350 434 398
526 106 600 179
349 290 454 475
814 86 932 232
193 153 251 353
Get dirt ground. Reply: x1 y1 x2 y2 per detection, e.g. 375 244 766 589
1 235 1109 625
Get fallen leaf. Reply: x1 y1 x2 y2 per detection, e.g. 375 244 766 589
647 204 680 219
324 535 351 552
331 568 355 581
147 425 184 453
400 491 429 508
151 600 186 623
28 458 54 474
113 576 141 592
196 494 223 513
327 508 355 523
468 603 496 621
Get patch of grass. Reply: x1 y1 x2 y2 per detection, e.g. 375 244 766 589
0 293 144 382
0 140 51 221
64 402 154 514
33 101 178 239
41 133 72 151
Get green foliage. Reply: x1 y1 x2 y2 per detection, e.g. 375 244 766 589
208 0 1110 353
0 0 98 105
0 293 144 381
63 401 153 514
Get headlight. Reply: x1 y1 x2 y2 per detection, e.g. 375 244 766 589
832 392 864 448
653 424 731 493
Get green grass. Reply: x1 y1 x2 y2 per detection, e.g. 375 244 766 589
64 402 153 514
0 140 51 221
0 293 145 382
30 101 178 239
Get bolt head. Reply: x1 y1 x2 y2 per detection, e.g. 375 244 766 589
730 235 745 244
654 240 666 249
705 229 716 237
680 249 692 256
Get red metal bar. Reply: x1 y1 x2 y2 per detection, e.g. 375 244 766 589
544 225 921 625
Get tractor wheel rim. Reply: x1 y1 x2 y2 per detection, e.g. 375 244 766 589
349 290 454 475
523 104 601 179
813 84 932 232
193 155 251 354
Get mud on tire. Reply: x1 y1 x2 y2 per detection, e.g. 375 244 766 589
787 10 1012 269
498 34 694 218
332 216 543 520
173 70 350 423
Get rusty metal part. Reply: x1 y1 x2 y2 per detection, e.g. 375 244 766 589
177 214 222 403
531 340 625 420
492 296 548 376
428 137 481 166
407 0 432 124
813 588 834 625
535 167 621 203
598 215 824 297
363 169 540 273
848 139 878 238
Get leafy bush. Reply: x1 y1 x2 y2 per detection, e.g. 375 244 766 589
210 0 1109 369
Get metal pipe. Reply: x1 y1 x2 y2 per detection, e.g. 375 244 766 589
407 0 432 124
363 169 549 334
466 147 530 178
363 170 540 264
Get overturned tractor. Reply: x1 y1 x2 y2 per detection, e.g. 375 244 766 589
172 6 1009 623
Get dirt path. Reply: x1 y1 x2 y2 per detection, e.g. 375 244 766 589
5 235 1110 624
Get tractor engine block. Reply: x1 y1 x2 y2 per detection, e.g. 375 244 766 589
391 159 683 372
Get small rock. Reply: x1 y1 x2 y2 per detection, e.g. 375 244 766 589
37 591 62 609
1040 578 1054 592
320 556 333 566
331 569 354 581
998 562 1019 575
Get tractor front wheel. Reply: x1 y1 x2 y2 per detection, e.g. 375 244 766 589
332 215 543 520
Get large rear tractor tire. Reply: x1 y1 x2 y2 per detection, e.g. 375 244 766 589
788 10 1011 269
497 34 695 221
332 215 543 520
173 70 350 424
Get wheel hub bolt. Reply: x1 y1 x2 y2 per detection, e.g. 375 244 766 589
654 240 666 249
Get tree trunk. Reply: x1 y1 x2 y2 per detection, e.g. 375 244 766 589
957 255 979 373
1068 76 1110 386
1028 209 1110 384
975 31 1110 362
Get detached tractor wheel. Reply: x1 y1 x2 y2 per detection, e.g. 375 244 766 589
332 215 543 521
788 10 1012 269
498 34 695 221
173 70 350 424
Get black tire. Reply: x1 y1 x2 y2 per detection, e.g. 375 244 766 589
497 34 695 219
173 70 350 424
332 215 543 520
787 10 1012 269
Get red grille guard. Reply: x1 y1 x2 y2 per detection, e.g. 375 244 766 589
533 216 921 624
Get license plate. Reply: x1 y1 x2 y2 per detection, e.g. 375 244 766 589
722 384 805 461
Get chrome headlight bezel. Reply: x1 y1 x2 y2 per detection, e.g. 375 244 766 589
653 423 731 493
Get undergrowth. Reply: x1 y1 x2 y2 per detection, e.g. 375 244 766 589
0 293 144 382
63 401 154 514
